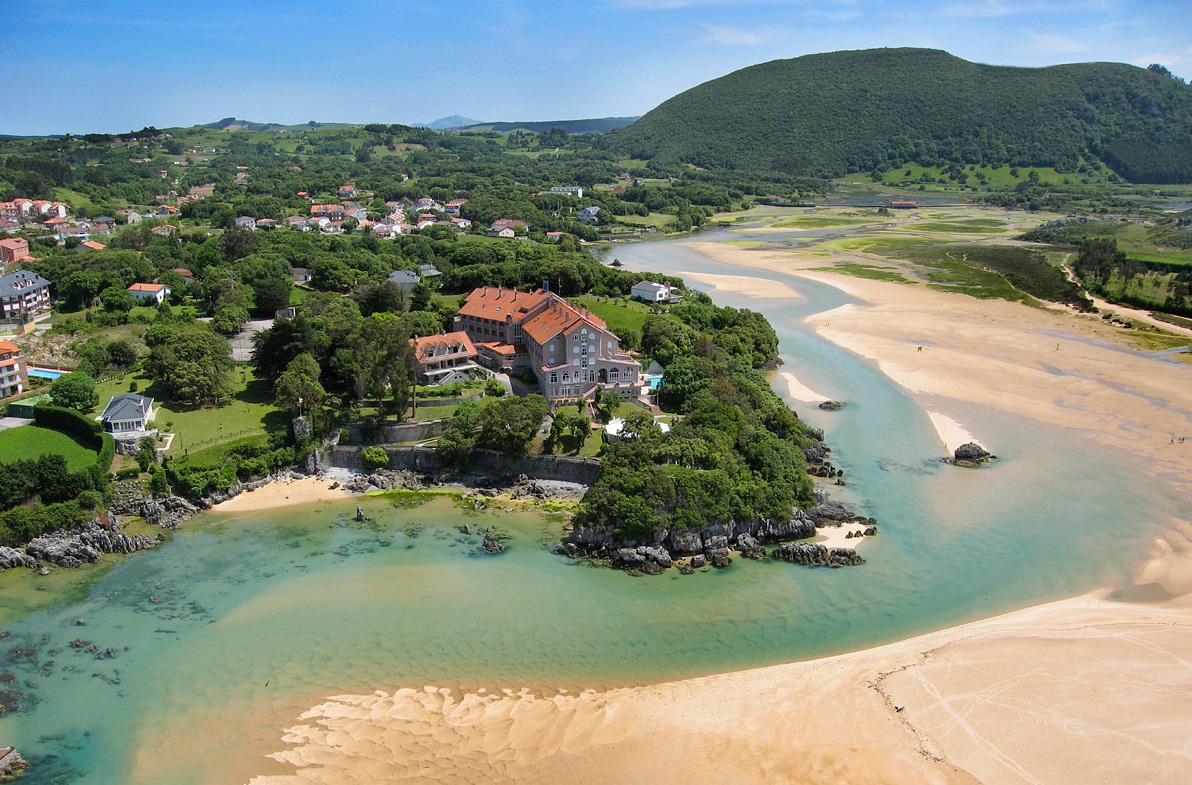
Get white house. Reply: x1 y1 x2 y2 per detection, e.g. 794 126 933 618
127 282 171 304
100 394 155 436
631 281 675 304
234 215 257 230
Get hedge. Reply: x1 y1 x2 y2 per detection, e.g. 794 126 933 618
33 403 116 488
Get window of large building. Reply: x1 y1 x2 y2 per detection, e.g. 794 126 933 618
610 370 619 381
549 372 558 383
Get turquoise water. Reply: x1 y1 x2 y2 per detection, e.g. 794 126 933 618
0 230 1180 784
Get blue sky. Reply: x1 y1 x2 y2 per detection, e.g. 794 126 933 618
5 0 1191 135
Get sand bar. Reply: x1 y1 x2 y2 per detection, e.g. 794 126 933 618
926 410 982 454
779 370 832 403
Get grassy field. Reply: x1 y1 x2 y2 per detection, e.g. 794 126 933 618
571 295 652 337
0 424 98 470
878 162 1110 189
612 212 675 228
93 366 281 457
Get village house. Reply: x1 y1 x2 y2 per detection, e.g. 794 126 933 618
234 215 257 230
338 184 358 199
116 209 142 223
100 393 155 440
150 225 177 237
454 287 641 404
0 339 27 399
127 282 171 304
444 198 469 215
0 270 51 321
486 226 516 239
0 237 32 264
310 204 345 221
578 206 601 224
547 185 584 198
630 280 677 304
75 240 107 253
409 331 479 385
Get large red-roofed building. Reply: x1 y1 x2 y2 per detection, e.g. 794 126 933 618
454 287 640 403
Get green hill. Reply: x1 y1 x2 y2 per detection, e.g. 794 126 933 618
607 48 1192 183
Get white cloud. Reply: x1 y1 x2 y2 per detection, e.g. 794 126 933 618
697 22 781 45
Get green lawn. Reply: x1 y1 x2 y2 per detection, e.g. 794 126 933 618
818 263 912 283
571 295 652 337
0 425 98 470
93 366 283 457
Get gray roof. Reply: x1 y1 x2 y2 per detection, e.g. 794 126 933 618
0 270 50 298
387 269 420 288
101 394 153 423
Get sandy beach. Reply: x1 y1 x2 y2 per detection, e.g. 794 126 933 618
213 476 361 514
245 231 1192 785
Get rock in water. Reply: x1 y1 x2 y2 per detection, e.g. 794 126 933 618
952 442 993 467
818 400 847 411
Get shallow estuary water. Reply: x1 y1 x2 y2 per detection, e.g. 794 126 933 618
0 228 1179 784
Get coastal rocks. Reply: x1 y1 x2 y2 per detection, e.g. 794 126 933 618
735 533 766 559
771 542 865 568
611 545 673 571
948 442 996 467
509 476 588 502
108 480 201 528
0 546 38 572
23 522 160 569
481 532 505 554
141 496 200 529
818 400 847 411
341 468 427 494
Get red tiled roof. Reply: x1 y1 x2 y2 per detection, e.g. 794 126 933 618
457 287 551 322
409 331 477 364
128 282 168 293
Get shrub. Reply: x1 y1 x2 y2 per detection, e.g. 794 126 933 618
361 446 390 470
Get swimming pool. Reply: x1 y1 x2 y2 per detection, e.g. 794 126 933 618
26 366 66 380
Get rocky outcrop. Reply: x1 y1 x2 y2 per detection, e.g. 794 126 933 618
770 542 864 568
818 400 847 410
109 480 201 528
340 468 429 494
0 546 38 571
23 521 160 569
950 442 995 467
559 489 874 574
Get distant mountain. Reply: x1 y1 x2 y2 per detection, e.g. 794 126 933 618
195 118 356 132
607 48 1192 183
462 117 639 135
424 115 483 130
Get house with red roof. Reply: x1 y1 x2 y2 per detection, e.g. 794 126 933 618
454 287 640 403
409 331 479 385
127 282 171 304
0 339 27 399
0 237 31 264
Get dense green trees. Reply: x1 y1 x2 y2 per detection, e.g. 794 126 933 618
144 318 234 403
50 372 99 411
608 48 1192 183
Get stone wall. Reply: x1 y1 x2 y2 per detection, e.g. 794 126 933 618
329 445 601 485
346 419 450 444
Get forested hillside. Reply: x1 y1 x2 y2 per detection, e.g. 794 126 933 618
607 48 1192 183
